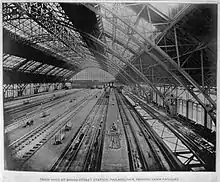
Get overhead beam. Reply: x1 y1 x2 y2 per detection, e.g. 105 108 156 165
104 31 136 54
99 4 215 108
174 26 180 67
85 3 216 123
3 28 78 71
81 29 167 102
155 4 194 45
146 3 171 22
15 3 84 58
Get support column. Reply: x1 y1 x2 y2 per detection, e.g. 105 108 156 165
204 109 208 128
186 100 189 119
140 57 143 73
34 83 38 94
201 50 204 88
147 5 154 42
12 84 14 98
174 26 180 67
152 68 154 84
46 83 49 92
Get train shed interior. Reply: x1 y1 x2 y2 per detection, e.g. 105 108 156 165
2 2 217 173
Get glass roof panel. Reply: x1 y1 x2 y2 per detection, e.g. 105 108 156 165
25 61 42 71
114 43 125 53
3 53 10 60
4 2 179 78
116 29 129 42
100 2 165 53
123 50 133 60
41 65 54 74
62 70 72 77
103 19 113 34
100 3 152 69
18 61 34 71
46 67 58 75
66 71 75 77
55 69 65 76
59 69 69 76
34 64 49 73
150 3 187 19
3 2 96 70
3 55 26 69
45 66 57 75
128 41 140 52
51 67 64 75
51 67 65 75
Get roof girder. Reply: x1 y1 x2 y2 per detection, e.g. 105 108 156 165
4 3 103 71
3 28 79 71
85 3 216 124
3 3 216 123
66 54 134 85
81 28 168 103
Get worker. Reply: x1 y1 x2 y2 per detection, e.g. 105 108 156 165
170 94 175 106
111 122 117 131
164 96 170 114
168 94 177 116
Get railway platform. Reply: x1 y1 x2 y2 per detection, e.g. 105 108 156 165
101 89 130 172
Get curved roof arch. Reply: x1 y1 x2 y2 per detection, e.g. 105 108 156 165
3 2 217 124
70 67 115 81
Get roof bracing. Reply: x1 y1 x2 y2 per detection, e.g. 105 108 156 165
84 3 216 124
3 29 79 71
81 29 167 101
2 2 216 124
68 50 138 85
3 3 102 71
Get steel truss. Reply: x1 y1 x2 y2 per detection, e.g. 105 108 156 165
3 2 143 86
3 3 216 124
3 3 101 71
83 31 167 100
84 3 216 124
68 49 138 86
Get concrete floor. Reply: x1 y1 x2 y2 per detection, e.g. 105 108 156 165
101 89 129 172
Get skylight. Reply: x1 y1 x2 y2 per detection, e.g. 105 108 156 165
150 3 187 19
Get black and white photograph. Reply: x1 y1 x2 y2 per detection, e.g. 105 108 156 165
1 0 218 180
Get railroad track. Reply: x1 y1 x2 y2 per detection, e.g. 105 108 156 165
4 89 85 124
5 90 90 133
50 92 109 172
116 93 147 171
8 91 100 168
81 96 109 172
4 89 81 114
126 92 215 171
115 90 184 171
